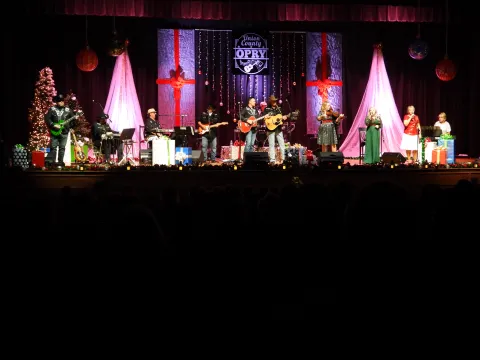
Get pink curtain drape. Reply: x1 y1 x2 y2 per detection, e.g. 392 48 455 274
31 0 442 22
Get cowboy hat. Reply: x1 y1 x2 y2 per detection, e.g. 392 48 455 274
268 95 278 102
53 94 65 103
207 104 216 110
147 108 157 114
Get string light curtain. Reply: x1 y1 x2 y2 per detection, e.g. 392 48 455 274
195 30 306 145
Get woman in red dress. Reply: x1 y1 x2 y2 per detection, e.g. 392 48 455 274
400 105 421 163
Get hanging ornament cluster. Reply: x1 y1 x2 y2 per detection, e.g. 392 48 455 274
76 45 98 72
408 36 429 60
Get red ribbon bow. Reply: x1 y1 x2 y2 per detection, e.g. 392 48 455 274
234 140 245 146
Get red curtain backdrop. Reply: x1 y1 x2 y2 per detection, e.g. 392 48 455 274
27 0 441 22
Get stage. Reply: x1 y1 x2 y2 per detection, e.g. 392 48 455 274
4 161 479 198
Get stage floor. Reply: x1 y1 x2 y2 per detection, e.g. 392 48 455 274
3 161 479 198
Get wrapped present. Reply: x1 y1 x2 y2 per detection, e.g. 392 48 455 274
437 139 455 164
432 147 447 165
152 138 175 166
231 145 245 160
221 146 231 160
175 147 192 165
31 151 45 168
12 145 29 169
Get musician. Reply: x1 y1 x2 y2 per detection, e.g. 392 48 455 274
263 95 287 164
400 105 421 162
316 101 344 153
434 112 451 135
92 113 123 163
198 104 220 162
44 94 76 166
144 108 160 139
364 106 382 164
240 97 258 153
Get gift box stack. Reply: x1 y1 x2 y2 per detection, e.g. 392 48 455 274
221 140 245 160
437 137 455 164
285 143 307 165
152 138 175 165
175 147 192 165
432 146 447 165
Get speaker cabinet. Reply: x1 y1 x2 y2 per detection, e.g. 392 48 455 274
244 152 269 168
381 152 406 164
317 151 344 163
192 150 204 164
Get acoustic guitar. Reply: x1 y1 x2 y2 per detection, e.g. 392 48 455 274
237 113 272 133
50 111 83 136
70 130 88 163
198 122 229 135
264 111 300 131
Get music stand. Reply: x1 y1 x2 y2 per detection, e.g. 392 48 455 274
174 126 194 147
118 128 136 165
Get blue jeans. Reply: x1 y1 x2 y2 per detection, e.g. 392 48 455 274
245 131 256 153
202 136 217 160
267 128 285 163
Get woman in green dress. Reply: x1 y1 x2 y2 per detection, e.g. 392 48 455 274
364 107 382 164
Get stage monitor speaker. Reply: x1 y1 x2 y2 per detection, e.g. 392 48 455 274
244 152 269 168
192 150 204 164
317 151 344 164
381 152 406 164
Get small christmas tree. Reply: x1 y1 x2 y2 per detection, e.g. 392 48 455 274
27 67 56 151
65 90 91 139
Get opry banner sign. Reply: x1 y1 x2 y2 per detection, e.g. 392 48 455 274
233 32 269 75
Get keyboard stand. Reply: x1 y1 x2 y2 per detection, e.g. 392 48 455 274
118 140 137 166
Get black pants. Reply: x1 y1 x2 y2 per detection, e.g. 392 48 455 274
48 133 68 165
100 140 124 162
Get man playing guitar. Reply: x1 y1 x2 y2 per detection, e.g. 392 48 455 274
198 104 220 162
263 95 287 164
239 97 258 153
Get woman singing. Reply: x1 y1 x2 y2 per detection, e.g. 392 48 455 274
400 105 421 163
317 101 344 152
364 107 382 164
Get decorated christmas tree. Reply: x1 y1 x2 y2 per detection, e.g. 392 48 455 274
65 90 91 139
27 67 56 151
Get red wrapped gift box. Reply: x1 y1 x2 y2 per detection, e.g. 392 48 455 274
31 151 45 168
432 148 447 165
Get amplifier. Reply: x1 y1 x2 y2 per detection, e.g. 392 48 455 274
140 149 152 165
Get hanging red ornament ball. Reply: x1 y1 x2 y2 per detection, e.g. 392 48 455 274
198 70 202 75
292 82 297 86
205 80 209 86
301 73 305 77
435 57 457 81
76 46 98 72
